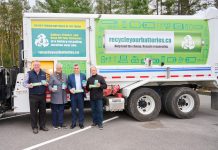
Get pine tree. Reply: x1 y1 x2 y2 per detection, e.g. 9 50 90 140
34 0 92 13
0 0 30 67
131 0 149 14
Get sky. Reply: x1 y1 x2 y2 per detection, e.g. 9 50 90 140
28 0 36 7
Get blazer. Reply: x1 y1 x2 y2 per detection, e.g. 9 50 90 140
48 73 67 104
68 73 86 98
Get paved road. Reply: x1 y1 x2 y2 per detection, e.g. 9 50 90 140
0 95 218 150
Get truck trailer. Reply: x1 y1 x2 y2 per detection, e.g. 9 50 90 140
11 7 218 121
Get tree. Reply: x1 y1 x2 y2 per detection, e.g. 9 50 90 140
95 0 115 14
162 0 174 15
33 0 92 13
131 0 149 14
150 0 216 15
95 0 150 14
34 0 61 13
177 0 201 15
200 0 216 10
215 0 218 8
122 0 131 14
149 0 162 15
0 0 30 67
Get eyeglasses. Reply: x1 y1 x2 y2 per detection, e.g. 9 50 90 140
74 68 79 70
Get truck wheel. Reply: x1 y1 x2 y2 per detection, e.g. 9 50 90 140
0 106 5 118
125 107 132 117
166 87 200 119
126 97 133 117
128 88 161 121
161 87 174 113
0 113 4 118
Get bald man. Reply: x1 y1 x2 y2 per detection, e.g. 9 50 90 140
86 66 107 130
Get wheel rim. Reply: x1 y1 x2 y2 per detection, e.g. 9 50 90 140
137 95 155 115
177 94 195 113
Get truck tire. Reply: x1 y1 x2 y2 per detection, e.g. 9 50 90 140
126 97 133 117
166 87 200 119
0 106 5 118
0 112 4 118
161 87 174 113
128 88 161 121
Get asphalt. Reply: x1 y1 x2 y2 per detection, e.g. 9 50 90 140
0 95 218 150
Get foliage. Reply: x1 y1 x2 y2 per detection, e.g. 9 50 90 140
0 0 30 67
32 0 92 13
95 0 150 14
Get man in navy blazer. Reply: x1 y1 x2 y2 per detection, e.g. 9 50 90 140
68 64 86 129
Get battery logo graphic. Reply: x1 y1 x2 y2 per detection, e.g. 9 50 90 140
175 32 204 53
181 35 195 50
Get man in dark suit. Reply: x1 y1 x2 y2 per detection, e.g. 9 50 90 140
68 64 86 129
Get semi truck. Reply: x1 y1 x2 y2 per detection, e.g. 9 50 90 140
10 7 218 121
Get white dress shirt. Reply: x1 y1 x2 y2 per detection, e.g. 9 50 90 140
75 74 82 90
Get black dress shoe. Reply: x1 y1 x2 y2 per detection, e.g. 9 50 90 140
70 124 76 129
79 124 84 129
40 127 49 131
91 123 97 127
98 125 103 130
33 128 38 134
60 124 67 129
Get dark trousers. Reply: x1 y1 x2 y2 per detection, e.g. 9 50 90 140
70 93 84 125
90 100 103 126
51 104 65 127
29 94 46 129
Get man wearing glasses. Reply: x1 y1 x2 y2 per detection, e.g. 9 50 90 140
68 64 86 129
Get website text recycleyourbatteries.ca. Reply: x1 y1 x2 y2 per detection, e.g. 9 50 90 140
109 37 172 44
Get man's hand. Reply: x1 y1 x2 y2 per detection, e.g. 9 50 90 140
44 82 48 86
41 80 48 86
96 83 101 87
27 83 33 88
51 88 56 92
70 89 75 94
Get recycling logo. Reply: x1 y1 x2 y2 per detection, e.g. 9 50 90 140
35 34 49 47
181 35 195 50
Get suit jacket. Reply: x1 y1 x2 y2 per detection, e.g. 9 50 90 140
68 73 86 98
